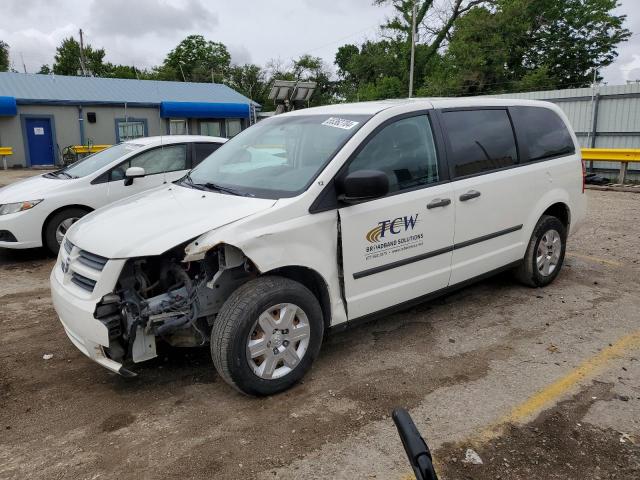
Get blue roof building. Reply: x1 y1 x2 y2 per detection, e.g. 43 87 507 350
0 72 257 167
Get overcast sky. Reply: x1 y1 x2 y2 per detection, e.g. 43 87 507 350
2 0 640 85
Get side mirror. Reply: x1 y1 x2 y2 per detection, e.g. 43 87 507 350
124 166 145 186
338 169 389 204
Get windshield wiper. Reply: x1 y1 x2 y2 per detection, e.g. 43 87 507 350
179 174 253 197
202 182 253 197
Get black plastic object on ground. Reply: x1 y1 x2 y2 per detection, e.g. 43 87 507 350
392 407 439 480
585 173 610 185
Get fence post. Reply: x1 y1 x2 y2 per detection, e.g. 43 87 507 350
618 161 628 184
2 155 6 171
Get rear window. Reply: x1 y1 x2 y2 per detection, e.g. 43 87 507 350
193 142 222 167
442 109 518 178
511 106 575 161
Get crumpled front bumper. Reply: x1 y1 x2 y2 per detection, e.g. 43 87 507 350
50 246 133 375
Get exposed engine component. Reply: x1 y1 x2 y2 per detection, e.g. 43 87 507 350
95 244 256 365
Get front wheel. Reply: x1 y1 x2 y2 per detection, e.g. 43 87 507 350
211 276 324 396
515 215 567 287
43 208 89 255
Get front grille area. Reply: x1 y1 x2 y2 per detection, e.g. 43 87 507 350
0 230 17 242
71 272 97 292
63 238 73 254
77 249 108 271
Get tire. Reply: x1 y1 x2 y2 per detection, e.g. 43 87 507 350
515 215 567 287
211 276 324 396
43 208 89 255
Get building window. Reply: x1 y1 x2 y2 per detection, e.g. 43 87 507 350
200 120 222 137
115 118 147 142
226 119 242 138
170 119 188 135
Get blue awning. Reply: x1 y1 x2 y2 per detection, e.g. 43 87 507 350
160 101 250 119
0 96 17 116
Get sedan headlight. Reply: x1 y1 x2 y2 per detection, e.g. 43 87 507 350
0 200 43 216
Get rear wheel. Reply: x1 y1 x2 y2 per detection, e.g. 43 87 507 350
211 276 324 396
515 215 567 287
44 208 88 254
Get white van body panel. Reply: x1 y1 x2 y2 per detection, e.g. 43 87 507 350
50 97 587 377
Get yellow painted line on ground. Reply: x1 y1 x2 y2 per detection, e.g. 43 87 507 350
398 330 640 479
479 330 640 441
566 251 622 267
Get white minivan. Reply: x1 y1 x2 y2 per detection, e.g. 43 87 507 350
0 135 225 253
51 98 586 395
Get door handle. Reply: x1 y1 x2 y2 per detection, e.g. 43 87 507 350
459 190 481 201
427 198 451 209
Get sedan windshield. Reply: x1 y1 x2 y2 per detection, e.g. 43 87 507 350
186 114 370 198
57 142 144 178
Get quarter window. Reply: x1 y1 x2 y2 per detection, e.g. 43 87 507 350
442 109 518 178
346 115 439 193
193 142 221 166
512 107 575 161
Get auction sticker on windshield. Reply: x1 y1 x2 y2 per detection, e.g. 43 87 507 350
322 117 360 130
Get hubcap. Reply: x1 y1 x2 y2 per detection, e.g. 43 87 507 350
55 217 79 245
246 303 311 380
536 229 562 276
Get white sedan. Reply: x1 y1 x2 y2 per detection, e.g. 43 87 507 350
0 135 226 253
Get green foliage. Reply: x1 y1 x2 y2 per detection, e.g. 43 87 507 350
38 64 52 74
163 34 231 82
226 64 270 105
420 0 631 96
0 40 9 72
52 37 109 76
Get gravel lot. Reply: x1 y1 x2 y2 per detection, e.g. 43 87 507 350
1 170 639 479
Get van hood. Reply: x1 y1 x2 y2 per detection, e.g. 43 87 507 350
67 184 277 259
0 174 75 203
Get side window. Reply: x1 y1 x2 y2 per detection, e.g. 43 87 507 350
129 144 188 175
512 107 575 162
346 115 439 193
193 142 221 167
442 109 518 178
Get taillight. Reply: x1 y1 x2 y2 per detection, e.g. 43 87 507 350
581 159 586 193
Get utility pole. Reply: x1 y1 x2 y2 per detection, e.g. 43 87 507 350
408 1 417 97
20 52 27 73
178 62 187 82
78 28 89 76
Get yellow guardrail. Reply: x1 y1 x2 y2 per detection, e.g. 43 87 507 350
581 148 640 184
70 144 111 154
581 148 640 163
0 146 13 170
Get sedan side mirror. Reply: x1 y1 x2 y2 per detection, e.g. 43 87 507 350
124 166 145 186
338 169 389 204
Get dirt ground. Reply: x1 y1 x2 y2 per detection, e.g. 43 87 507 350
1 170 639 479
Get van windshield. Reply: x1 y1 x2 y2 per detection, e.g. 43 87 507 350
185 114 370 198
56 143 143 178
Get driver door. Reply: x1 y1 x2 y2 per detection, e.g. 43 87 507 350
107 144 188 202
338 114 455 320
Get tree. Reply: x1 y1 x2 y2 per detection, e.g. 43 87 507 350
52 37 109 76
0 41 9 72
420 0 631 96
38 64 52 74
291 55 335 106
226 64 270 105
163 35 231 82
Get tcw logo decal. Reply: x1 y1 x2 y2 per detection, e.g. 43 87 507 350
366 214 419 243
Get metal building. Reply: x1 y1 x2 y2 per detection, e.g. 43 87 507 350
491 83 640 175
0 72 258 168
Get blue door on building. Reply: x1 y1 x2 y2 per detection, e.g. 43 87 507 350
25 118 55 166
